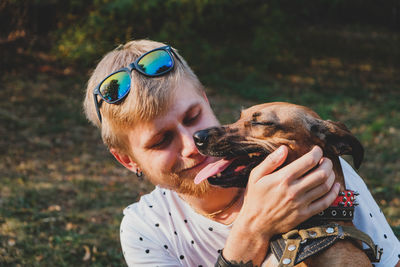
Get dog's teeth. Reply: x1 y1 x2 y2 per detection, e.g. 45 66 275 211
216 173 221 177
248 152 261 158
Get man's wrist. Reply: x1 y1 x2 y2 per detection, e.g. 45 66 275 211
233 210 274 243
215 250 259 267
223 217 270 266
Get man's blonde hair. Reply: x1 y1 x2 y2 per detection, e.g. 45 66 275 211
83 40 203 154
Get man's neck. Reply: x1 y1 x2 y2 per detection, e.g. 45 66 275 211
178 187 244 225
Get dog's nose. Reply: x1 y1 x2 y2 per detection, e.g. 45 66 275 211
193 130 209 148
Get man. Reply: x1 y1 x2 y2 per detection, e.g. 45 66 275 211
84 39 400 266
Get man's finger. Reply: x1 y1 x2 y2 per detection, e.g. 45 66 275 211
307 182 340 216
292 157 334 195
300 169 336 204
249 145 288 184
279 146 323 183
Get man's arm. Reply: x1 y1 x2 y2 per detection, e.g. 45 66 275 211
221 146 340 266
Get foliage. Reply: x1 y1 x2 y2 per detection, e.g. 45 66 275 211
2 0 398 70
51 0 285 70
1 1 400 265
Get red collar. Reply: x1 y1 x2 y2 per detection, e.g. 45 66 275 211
305 190 358 223
331 190 358 207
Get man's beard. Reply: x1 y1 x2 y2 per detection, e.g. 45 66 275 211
146 171 213 198
169 172 212 197
142 154 216 197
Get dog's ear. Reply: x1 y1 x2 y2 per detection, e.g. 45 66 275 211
310 119 364 169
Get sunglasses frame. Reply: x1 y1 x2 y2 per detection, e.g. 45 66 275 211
93 45 180 123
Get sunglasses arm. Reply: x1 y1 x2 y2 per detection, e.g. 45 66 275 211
93 92 103 124
171 49 183 65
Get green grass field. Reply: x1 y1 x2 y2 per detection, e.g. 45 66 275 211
1 27 399 265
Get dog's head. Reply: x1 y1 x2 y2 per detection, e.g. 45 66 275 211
193 102 364 188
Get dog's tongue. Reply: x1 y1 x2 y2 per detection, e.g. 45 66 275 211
194 158 234 184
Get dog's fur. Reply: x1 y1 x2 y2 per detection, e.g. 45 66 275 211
194 102 372 266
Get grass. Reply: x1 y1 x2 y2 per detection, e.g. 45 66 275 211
1 26 399 265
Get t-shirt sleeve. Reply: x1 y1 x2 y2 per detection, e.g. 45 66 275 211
341 158 400 267
120 207 181 267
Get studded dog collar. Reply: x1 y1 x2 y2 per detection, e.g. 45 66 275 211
307 190 358 223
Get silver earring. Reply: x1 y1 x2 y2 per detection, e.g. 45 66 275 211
135 169 143 178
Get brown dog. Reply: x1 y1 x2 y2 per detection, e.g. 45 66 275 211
193 102 376 267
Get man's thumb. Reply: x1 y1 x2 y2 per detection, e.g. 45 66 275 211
249 145 288 183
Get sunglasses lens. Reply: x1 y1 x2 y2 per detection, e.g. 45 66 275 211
137 50 173 75
99 71 131 102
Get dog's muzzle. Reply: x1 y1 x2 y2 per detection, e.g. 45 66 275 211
193 127 267 188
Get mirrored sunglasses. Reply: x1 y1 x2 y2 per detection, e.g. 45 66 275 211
93 45 179 123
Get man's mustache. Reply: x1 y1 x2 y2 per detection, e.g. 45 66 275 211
173 155 207 174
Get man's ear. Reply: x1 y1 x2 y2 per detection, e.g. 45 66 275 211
110 148 139 172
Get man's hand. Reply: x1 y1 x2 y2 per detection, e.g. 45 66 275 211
222 145 340 266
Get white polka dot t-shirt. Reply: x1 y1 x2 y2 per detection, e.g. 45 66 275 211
120 158 400 266
120 185 231 267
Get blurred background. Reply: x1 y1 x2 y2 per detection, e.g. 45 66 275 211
1 0 399 265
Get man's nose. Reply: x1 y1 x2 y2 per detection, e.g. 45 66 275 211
193 129 209 149
181 129 199 158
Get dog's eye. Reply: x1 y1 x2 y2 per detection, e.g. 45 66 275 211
251 121 275 126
